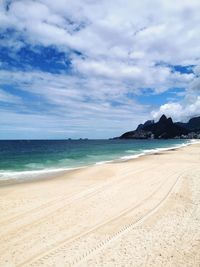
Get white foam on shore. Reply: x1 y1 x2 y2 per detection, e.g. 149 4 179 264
0 166 84 182
120 153 145 161
0 139 198 182
96 140 196 163
119 139 196 161
95 160 114 165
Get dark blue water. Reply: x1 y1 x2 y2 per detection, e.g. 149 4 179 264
0 139 191 181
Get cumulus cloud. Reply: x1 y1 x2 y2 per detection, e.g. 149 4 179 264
72 56 194 93
152 76 200 121
152 96 200 122
2 0 200 65
0 0 200 138
1 0 200 61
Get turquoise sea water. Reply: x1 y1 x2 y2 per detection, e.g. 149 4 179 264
0 139 192 181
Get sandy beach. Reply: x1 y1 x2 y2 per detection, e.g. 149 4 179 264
0 143 200 267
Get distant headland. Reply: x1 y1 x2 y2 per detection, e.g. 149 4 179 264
118 114 200 139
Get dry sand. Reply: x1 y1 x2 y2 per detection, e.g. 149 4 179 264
0 143 200 267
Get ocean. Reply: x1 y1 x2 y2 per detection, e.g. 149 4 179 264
0 139 192 182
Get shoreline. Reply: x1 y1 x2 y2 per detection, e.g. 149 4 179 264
0 142 200 266
0 139 197 185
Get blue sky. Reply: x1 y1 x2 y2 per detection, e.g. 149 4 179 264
0 0 200 139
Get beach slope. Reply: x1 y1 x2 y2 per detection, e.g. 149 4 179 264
0 143 200 266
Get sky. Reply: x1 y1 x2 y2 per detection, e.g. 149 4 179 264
0 0 200 139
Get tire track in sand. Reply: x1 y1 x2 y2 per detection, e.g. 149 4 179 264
0 166 145 227
19 169 187 267
0 166 156 247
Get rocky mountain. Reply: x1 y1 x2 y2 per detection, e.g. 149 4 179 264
136 120 154 130
175 116 200 132
119 115 200 139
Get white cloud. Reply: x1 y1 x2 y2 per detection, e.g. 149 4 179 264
1 0 200 63
0 88 21 103
0 69 149 138
152 76 200 121
0 0 200 137
152 96 200 122
1 1 200 67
